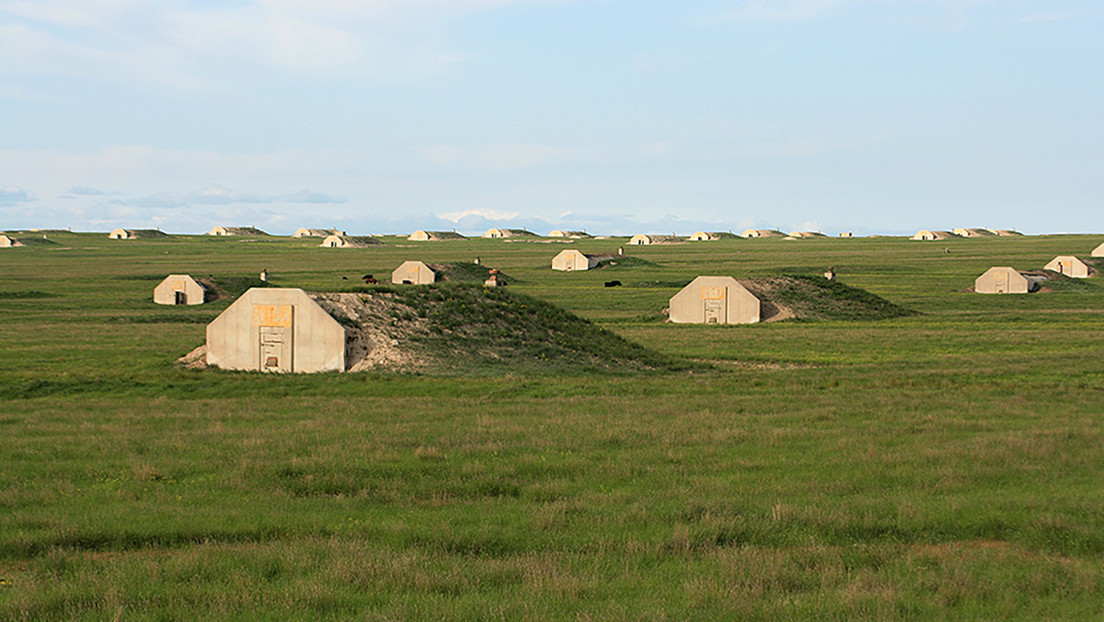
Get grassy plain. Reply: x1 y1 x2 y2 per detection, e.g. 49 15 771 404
2 231 1104 620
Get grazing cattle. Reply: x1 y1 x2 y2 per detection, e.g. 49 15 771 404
362 274 378 284
605 280 622 287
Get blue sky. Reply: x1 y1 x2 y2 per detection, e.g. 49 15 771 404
1 0 1101 236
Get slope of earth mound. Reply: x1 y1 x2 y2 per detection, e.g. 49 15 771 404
180 284 690 374
427 262 515 283
743 275 914 321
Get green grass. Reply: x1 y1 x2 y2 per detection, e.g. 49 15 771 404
2 231 1104 619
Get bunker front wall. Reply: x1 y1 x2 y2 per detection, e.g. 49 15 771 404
669 277 760 324
206 289 346 373
552 251 589 271
975 270 1029 294
153 276 205 305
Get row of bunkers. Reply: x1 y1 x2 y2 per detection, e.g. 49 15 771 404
8 227 1097 247
89 227 1039 244
975 254 1096 294
198 275 760 373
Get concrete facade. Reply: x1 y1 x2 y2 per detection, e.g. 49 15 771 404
975 267 1044 294
482 228 534 239
953 228 994 238
154 274 207 305
408 230 466 241
688 231 737 241
294 228 344 238
392 261 437 284
629 234 682 245
1045 256 1090 278
208 226 268 236
740 229 784 239
548 230 591 238
0 235 22 248
206 288 346 373
320 235 382 248
551 249 602 271
911 230 955 240
109 228 167 240
1093 243 1104 257
669 276 760 325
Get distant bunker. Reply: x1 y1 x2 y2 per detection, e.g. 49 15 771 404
974 267 1047 294
1045 256 1090 278
154 274 208 306
669 276 760 325
392 261 437 285
666 275 913 324
551 249 618 272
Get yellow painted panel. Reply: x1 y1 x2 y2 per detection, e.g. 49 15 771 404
700 286 727 300
253 304 293 327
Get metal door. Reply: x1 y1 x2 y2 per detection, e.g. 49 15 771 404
259 326 292 372
995 273 1008 293
701 286 728 324
704 299 726 324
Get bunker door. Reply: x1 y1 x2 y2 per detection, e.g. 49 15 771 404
701 285 727 324
174 290 187 305
994 273 1008 294
253 304 294 372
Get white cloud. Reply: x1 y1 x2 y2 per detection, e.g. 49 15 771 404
438 208 520 222
0 186 34 205
285 188 347 204
107 183 347 209
0 0 572 92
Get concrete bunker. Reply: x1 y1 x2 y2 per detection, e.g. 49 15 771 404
109 228 168 240
911 230 955 241
408 230 466 241
669 276 760 325
206 288 347 373
392 261 437 285
1045 256 1090 278
974 267 1045 294
551 249 613 271
208 226 268 236
629 234 682 246
294 228 344 238
320 235 383 248
154 274 207 306
0 235 23 248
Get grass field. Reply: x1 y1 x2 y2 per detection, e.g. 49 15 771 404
2 231 1104 620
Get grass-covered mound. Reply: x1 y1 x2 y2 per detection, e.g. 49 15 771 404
745 275 915 321
428 262 515 283
317 283 692 374
596 255 657 269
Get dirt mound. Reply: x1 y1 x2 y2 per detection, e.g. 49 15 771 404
181 284 688 374
742 275 913 322
311 292 429 371
428 262 515 284
356 284 685 373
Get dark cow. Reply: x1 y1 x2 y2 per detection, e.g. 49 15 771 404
604 280 622 288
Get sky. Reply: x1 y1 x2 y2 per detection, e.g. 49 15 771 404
1 0 1102 236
